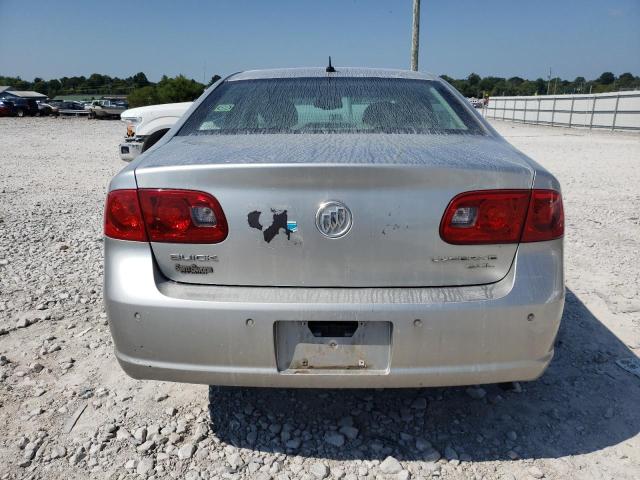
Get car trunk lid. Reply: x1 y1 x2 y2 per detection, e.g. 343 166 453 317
135 134 533 287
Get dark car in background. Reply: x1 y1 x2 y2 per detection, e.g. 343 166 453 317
37 101 59 116
57 101 89 116
47 100 64 109
0 100 13 117
0 97 40 117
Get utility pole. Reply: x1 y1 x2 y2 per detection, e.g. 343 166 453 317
411 0 421 71
546 67 552 95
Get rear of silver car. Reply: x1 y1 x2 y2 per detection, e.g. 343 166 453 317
104 68 564 388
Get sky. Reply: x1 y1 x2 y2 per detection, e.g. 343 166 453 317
0 0 639 82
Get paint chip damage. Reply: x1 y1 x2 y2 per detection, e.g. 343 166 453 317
248 209 294 243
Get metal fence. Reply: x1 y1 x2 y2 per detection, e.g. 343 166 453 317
482 91 640 131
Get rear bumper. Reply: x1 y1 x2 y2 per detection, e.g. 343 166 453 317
104 238 564 388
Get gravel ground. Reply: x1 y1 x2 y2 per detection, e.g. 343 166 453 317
0 117 639 480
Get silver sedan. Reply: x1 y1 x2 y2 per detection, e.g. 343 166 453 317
104 67 564 389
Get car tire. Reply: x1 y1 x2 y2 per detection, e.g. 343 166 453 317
142 129 170 152
16 109 25 117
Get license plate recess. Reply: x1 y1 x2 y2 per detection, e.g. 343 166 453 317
275 321 392 374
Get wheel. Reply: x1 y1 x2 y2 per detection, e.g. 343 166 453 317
16 109 25 117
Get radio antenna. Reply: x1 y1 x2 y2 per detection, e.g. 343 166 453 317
326 56 336 73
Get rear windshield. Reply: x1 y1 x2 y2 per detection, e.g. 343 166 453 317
178 77 485 136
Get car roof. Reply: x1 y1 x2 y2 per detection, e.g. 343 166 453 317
228 67 439 82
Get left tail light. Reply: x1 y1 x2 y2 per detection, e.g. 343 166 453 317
104 189 228 243
104 189 147 241
138 189 228 243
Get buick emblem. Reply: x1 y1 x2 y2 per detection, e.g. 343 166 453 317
316 201 352 238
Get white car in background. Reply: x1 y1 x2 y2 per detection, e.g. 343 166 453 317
119 102 192 161
468 97 485 109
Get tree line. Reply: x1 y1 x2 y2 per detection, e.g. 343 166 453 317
126 75 220 107
1 71 638 106
0 72 221 107
441 71 640 98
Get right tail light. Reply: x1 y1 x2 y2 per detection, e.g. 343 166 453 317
521 190 564 242
440 189 564 244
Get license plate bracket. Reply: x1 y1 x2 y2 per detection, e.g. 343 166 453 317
274 321 392 373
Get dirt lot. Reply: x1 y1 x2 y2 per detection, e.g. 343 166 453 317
0 117 639 480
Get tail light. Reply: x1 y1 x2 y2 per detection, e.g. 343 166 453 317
138 189 228 243
521 190 564 242
104 190 147 241
104 189 228 243
440 189 563 244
